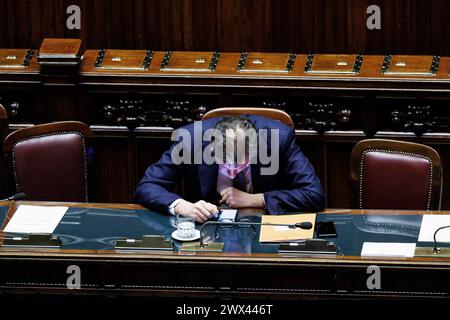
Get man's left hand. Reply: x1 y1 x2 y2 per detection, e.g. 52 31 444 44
219 187 265 208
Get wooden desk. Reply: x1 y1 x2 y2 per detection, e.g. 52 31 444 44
1 201 450 301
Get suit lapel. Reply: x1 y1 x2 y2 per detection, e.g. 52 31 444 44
250 164 261 193
249 115 276 193
198 162 218 202
251 163 275 193
196 119 219 202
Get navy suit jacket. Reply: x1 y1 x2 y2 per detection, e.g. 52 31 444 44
135 115 325 214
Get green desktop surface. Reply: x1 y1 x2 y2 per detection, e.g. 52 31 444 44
0 204 439 255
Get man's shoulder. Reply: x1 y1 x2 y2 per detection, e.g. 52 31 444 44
250 115 292 131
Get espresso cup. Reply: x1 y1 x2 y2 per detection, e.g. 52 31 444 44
176 215 196 239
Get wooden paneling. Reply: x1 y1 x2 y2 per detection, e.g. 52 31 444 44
1 0 450 207
324 142 354 208
1 0 449 55
93 136 131 203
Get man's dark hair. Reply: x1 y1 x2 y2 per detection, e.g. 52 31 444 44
214 116 257 163
214 116 255 134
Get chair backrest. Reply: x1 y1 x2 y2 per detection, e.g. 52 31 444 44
350 139 442 210
202 107 294 128
4 121 94 202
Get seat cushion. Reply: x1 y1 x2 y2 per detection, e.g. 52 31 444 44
13 133 87 202
360 150 432 210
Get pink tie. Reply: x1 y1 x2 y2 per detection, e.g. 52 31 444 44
217 164 253 194
243 166 253 193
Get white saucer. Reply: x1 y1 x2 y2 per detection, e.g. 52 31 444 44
171 230 201 242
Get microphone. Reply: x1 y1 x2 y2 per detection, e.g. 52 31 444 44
432 225 450 254
199 220 313 247
1 192 26 201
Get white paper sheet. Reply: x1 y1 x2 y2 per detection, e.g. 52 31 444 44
3 205 68 234
361 242 416 258
418 215 450 243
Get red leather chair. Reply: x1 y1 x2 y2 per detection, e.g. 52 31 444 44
4 121 94 202
202 107 294 128
350 139 442 210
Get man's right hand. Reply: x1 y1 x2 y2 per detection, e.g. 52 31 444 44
174 200 219 223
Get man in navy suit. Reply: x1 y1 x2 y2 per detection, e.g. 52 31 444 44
135 115 325 222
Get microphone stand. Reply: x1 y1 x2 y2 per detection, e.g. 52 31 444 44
433 225 450 254
198 220 313 247
1 192 26 202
